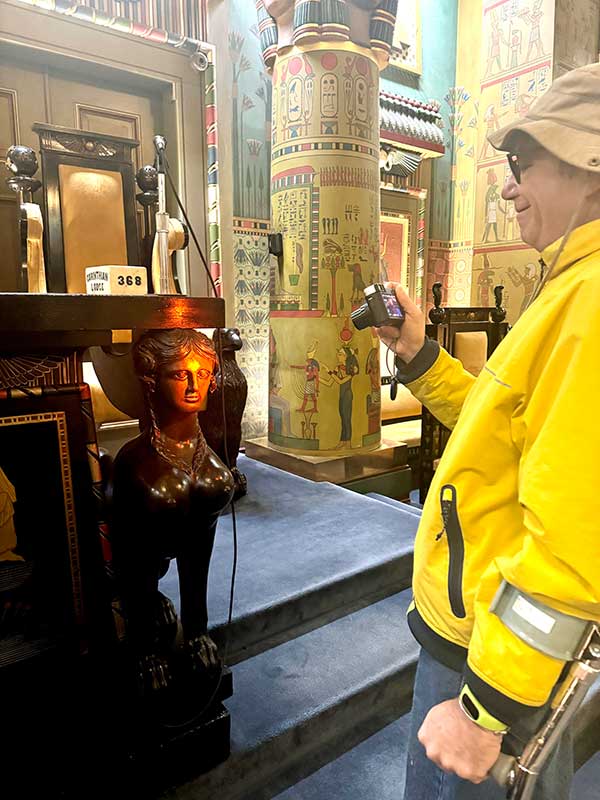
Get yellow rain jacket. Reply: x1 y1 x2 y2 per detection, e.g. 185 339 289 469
398 219 600 725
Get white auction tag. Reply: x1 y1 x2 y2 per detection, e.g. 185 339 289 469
85 266 148 295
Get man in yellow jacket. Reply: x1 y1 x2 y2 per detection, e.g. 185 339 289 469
377 63 600 799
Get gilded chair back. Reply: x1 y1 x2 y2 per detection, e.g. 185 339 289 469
33 123 140 293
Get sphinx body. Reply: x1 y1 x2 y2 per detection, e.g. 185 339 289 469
110 329 234 693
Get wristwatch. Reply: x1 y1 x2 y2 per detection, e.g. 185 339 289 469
458 684 510 735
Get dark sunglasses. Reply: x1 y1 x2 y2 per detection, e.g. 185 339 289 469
507 153 521 184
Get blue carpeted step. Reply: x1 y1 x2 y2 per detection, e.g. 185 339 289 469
272 675 600 800
366 492 423 518
274 717 408 800
160 455 419 663
572 751 600 799
160 590 419 800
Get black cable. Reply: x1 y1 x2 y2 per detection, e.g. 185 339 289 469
161 338 238 729
161 156 236 632
156 157 238 728
163 156 219 298
161 162 237 640
214 328 238 645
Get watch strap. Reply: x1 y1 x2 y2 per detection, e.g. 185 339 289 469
459 684 510 735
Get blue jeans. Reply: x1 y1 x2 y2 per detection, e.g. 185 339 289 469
403 648 573 800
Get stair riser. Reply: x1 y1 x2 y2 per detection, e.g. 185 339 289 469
212 556 414 664
163 664 416 800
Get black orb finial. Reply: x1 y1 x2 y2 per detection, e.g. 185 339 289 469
136 164 158 193
6 145 38 177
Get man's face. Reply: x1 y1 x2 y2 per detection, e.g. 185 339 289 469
502 143 585 252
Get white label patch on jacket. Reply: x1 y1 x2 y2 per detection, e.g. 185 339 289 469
512 595 556 634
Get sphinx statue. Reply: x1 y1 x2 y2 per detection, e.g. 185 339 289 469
111 329 234 694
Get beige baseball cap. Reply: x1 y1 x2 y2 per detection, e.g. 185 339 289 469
489 62 600 173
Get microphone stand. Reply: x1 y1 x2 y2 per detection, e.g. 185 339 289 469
154 136 172 295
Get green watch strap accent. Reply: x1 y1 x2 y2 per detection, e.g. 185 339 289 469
459 684 510 734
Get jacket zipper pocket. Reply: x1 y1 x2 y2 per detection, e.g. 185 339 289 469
436 484 466 619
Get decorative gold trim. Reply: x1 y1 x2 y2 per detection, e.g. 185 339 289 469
0 411 84 626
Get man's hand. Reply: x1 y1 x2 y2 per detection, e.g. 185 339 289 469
418 698 502 784
375 283 426 365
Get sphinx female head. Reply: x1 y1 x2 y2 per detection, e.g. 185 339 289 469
134 329 218 419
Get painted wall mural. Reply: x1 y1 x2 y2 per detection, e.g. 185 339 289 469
381 0 458 310
269 45 383 453
471 0 556 323
227 0 274 441
233 219 271 439
389 0 422 73
380 213 410 290
229 31 272 221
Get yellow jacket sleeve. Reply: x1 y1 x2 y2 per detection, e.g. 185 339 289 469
402 342 477 430
464 288 600 723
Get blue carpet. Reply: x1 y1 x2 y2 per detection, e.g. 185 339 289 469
274 717 409 800
159 455 419 659
228 591 416 751
572 751 600 799
161 591 418 800
273 708 600 800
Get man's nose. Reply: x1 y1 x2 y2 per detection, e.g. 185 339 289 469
187 372 199 392
502 174 518 200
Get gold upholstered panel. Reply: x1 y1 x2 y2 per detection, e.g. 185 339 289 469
58 164 128 293
453 331 488 377
381 383 422 421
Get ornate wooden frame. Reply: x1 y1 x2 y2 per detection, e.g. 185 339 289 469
419 288 510 501
0 383 108 665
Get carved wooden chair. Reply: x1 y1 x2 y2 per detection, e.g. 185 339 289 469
32 123 141 293
418 283 510 502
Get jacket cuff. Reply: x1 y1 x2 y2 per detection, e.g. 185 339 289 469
462 663 543 727
394 337 440 384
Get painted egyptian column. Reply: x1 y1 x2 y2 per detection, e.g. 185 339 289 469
258 0 397 455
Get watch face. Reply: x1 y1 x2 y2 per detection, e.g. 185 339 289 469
461 692 480 721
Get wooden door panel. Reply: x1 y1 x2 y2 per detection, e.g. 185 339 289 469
76 104 142 166
48 74 161 172
48 74 163 249
0 87 20 161
0 59 49 157
0 60 49 289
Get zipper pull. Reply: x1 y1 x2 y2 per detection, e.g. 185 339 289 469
436 487 452 542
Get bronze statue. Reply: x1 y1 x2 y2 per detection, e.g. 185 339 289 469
111 329 234 694
201 328 248 498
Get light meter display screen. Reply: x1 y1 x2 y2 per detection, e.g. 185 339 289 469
382 291 404 318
